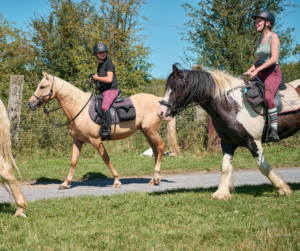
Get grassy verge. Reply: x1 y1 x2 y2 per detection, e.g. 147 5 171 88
1 184 300 250
16 144 300 182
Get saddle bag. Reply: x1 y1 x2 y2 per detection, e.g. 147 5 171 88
243 82 264 107
116 104 136 122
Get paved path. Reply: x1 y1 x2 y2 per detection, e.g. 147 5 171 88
1 168 300 203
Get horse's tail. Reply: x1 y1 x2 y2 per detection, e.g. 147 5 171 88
167 117 181 157
0 99 21 178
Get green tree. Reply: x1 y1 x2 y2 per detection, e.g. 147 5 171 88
182 0 298 75
29 0 152 90
0 13 34 83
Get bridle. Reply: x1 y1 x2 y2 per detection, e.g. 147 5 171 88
159 69 197 115
159 70 246 115
32 75 95 127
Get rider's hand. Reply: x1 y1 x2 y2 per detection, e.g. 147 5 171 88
243 71 251 78
93 74 99 81
249 70 258 79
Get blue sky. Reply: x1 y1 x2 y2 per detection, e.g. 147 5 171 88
1 0 299 78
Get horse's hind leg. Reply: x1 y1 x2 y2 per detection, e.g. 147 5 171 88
0 155 27 217
251 140 292 196
141 129 166 185
59 139 83 189
211 142 237 200
91 139 121 188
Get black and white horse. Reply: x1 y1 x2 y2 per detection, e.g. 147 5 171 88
158 64 300 199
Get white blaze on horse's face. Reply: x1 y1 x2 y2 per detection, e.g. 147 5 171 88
157 88 172 122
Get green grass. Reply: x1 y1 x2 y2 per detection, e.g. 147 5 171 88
16 144 300 182
1 184 300 250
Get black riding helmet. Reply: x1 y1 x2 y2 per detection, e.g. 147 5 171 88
93 43 108 54
252 11 275 27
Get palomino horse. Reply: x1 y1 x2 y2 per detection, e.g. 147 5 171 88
158 64 300 200
27 72 180 189
0 99 27 217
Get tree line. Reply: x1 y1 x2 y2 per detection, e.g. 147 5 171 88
0 0 299 88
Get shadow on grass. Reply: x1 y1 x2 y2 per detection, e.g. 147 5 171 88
0 203 16 215
148 182 300 197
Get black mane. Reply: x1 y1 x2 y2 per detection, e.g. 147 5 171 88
166 66 216 106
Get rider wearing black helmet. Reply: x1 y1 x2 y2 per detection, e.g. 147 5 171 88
93 43 119 140
243 11 282 142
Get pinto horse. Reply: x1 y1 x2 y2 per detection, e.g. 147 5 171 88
158 64 300 200
0 99 27 217
27 72 180 189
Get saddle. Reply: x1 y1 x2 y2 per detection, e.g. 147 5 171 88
88 91 136 125
243 76 300 115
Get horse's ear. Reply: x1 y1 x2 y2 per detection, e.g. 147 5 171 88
172 64 179 75
42 71 46 78
43 72 52 81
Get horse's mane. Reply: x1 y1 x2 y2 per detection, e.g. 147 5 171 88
53 77 91 107
167 67 243 105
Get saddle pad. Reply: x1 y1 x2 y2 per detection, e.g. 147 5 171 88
252 83 300 115
88 95 135 125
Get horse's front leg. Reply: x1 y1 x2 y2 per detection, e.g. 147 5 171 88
251 140 292 197
211 142 237 200
141 129 166 185
59 139 83 189
91 139 121 188
0 155 27 217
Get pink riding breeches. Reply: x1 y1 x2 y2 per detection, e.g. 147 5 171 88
100 90 119 113
257 65 282 110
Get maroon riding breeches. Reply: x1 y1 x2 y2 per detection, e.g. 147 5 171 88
100 89 119 113
257 65 282 110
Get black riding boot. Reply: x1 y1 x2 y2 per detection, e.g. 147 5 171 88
266 127 279 142
100 110 112 140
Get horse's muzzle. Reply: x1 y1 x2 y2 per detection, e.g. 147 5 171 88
27 100 38 111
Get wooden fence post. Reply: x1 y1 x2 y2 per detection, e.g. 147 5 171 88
8 75 24 146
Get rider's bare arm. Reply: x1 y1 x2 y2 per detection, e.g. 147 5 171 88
93 71 113 83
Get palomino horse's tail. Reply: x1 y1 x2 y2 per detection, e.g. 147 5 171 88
167 117 181 156
0 99 21 177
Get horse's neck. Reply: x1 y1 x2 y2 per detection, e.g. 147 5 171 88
54 79 87 119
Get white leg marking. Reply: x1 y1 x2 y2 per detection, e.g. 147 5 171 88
253 140 292 196
211 153 234 200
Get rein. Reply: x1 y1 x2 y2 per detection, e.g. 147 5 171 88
34 75 95 127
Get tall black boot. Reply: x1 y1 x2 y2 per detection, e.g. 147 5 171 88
266 127 279 143
100 110 112 140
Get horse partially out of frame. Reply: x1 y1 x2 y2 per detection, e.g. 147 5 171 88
0 99 27 217
158 64 300 200
27 72 180 189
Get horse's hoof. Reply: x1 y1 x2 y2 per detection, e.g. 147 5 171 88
154 176 162 185
277 187 292 197
113 182 121 188
14 208 26 218
210 191 231 201
58 185 68 190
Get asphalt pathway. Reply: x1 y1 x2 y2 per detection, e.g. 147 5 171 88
1 168 300 203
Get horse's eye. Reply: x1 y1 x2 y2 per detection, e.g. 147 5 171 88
172 88 176 92
40 86 45 89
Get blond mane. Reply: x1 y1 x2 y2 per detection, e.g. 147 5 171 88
208 69 243 100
